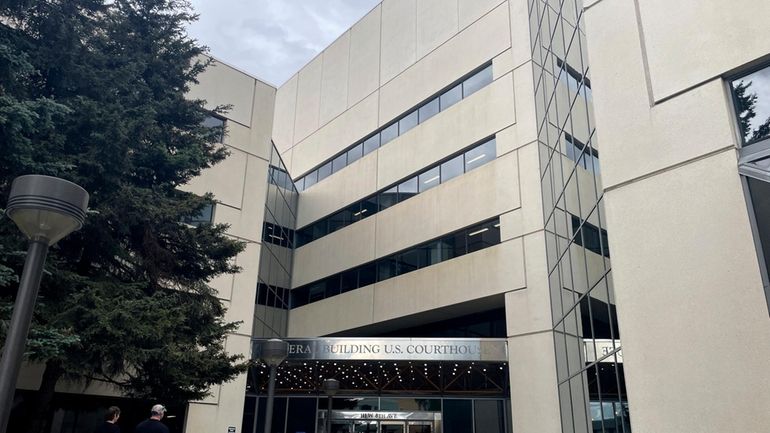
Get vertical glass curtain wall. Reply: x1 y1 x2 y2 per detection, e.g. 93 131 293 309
528 0 630 432
253 144 298 338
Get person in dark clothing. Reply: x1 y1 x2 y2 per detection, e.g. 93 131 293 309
134 404 169 433
95 406 121 433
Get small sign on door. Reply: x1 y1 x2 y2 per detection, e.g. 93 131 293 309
227 427 236 433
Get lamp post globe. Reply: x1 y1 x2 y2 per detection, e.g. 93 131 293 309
261 339 289 433
0 175 89 433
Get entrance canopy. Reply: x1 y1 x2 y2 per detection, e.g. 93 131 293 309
249 338 509 396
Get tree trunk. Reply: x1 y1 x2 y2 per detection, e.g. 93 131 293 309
27 359 64 433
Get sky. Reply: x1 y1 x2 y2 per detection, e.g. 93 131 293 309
187 0 381 86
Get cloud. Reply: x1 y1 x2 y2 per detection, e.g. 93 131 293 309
187 0 381 86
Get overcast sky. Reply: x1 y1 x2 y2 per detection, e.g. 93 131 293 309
187 0 381 86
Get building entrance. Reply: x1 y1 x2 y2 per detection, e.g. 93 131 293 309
320 411 440 433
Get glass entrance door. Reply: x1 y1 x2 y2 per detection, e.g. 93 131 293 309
407 422 432 433
380 422 405 433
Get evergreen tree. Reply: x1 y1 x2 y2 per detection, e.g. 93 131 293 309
733 79 770 143
0 1 248 431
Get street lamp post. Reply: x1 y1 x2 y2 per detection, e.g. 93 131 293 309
322 378 340 433
0 175 89 433
261 339 288 433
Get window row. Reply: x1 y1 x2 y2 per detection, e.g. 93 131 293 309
295 137 497 248
263 221 295 249
291 218 501 308
571 214 609 258
565 133 599 175
295 63 494 191
269 164 295 191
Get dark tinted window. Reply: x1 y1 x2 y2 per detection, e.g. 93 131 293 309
379 186 398 211
443 400 473 433
398 177 418 202
378 258 398 281
467 220 501 253
359 263 377 287
340 269 358 293
465 138 496 171
328 209 352 233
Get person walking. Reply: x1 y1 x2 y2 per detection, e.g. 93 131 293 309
95 406 121 433
134 404 169 433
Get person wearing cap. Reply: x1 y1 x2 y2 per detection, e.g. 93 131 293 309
134 404 169 433
95 406 121 433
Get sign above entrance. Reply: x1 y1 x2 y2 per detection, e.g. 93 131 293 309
252 338 508 362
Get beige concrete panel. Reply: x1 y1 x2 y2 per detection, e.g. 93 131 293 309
249 80 276 161
224 243 260 334
375 152 519 258
281 147 294 174
183 146 247 209
209 156 269 242
505 231 553 336
492 49 514 81
585 1 737 189
605 151 770 433
416 0 459 59
503 142 544 239
378 74 515 189
292 216 376 287
273 74 298 153
348 5 382 107
319 32 351 125
508 0 533 69
291 92 379 177
507 332 562 433
379 3 511 124
296 151 379 228
373 240 525 323
293 56 324 144
637 0 770 100
287 285 375 337
505 62 538 152
380 0 417 84
188 58 255 127
458 0 505 29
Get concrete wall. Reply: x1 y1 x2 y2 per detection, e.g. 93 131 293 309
585 1 770 432
182 59 276 433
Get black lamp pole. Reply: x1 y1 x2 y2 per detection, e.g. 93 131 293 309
0 175 88 433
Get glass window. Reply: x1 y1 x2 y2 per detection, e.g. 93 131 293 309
462 64 493 98
440 154 464 183
397 249 421 275
442 231 467 259
418 97 440 123
311 219 328 240
295 226 313 248
440 84 462 111
443 400 473 433
202 115 225 142
363 134 380 155
304 170 318 189
380 122 399 145
361 195 378 219
398 110 419 135
358 263 377 287
474 400 505 433
340 269 358 293
731 65 770 145
328 208 352 233
317 161 332 181
308 282 325 303
332 153 347 173
324 275 341 297
419 166 440 192
377 258 398 281
397 177 418 202
185 203 214 226
295 176 305 192
467 220 501 253
378 186 398 211
347 202 364 222
464 138 496 171
348 143 363 164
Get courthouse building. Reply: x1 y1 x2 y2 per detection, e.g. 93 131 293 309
11 0 770 433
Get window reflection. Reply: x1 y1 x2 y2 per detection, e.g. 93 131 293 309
731 64 770 145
